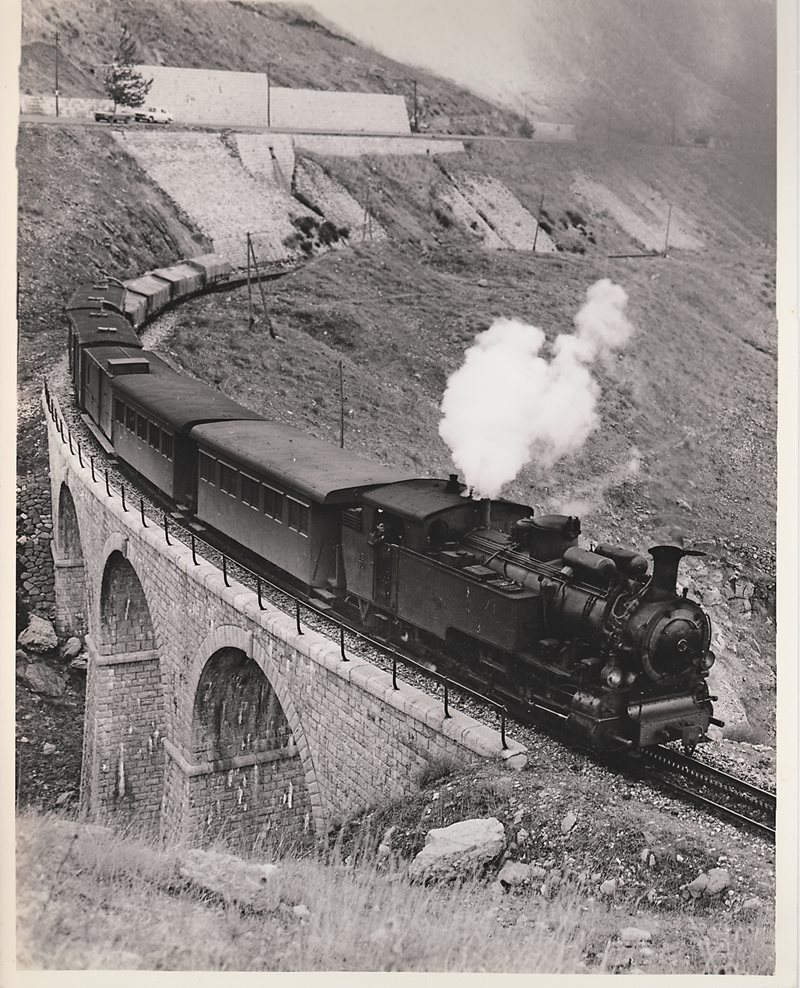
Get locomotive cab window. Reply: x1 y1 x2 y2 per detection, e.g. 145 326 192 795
287 497 309 536
263 484 283 521
241 474 259 509
199 452 215 484
219 462 238 498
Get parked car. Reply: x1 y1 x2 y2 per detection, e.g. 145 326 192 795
134 107 173 124
94 108 137 124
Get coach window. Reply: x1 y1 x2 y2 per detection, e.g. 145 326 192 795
262 484 283 521
219 462 239 498
114 399 125 425
241 474 259 509
287 497 309 537
199 452 215 485
161 431 174 460
137 414 148 441
148 421 160 449
125 406 136 432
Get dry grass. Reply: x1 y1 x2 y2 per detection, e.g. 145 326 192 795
16 809 775 973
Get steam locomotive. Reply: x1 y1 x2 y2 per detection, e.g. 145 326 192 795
63 257 718 753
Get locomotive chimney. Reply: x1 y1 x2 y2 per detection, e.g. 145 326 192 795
445 473 461 494
643 545 705 602
481 498 491 529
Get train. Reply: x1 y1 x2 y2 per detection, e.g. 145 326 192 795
64 255 719 753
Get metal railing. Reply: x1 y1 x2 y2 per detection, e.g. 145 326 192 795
43 379 509 748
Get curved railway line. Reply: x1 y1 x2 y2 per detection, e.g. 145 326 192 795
46 262 776 846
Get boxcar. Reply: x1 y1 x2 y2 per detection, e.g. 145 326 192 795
123 273 173 321
190 420 411 588
66 283 127 315
151 262 205 302
111 374 263 506
187 253 233 287
67 308 142 404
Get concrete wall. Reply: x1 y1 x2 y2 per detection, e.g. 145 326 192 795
294 134 464 156
132 67 410 133
47 393 525 849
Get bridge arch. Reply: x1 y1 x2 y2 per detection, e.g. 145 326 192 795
82 539 166 828
53 481 87 636
183 625 319 848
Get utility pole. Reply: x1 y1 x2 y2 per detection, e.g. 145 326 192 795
339 361 345 448
246 232 253 329
412 79 418 131
663 203 672 257
266 62 271 128
54 30 60 117
532 192 545 252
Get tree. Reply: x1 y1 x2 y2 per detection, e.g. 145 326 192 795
104 25 152 111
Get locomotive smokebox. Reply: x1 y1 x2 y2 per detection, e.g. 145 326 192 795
644 545 705 602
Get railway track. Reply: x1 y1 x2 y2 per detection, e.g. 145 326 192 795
53 381 777 844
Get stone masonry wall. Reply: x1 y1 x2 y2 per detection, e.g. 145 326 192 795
47 393 526 844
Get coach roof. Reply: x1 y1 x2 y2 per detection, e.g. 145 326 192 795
113 374 263 432
191 420 414 503
66 283 127 313
68 309 142 349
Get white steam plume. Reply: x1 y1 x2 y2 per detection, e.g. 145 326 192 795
438 278 634 499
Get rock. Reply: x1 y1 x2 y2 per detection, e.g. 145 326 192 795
489 880 506 897
69 656 88 671
529 865 547 880
742 897 761 912
59 637 83 661
408 817 505 883
513 808 525 825
16 649 28 665
178 848 278 909
18 615 58 653
42 742 56 755
497 860 530 887
704 867 730 896
292 904 310 919
21 662 67 698
599 879 617 895
620 927 652 946
560 811 577 834
477 278 488 287
517 828 529 844
687 873 709 898
56 791 75 806
640 947 654 958
676 498 692 511
376 843 392 860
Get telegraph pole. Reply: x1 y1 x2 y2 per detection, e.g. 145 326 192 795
412 79 418 131
54 30 60 117
339 361 345 448
266 62 271 127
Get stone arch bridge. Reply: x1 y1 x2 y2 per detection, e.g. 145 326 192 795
46 395 525 850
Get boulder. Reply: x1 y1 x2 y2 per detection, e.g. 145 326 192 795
599 879 617 895
69 656 88 672
21 662 67 699
497 860 530 887
42 742 56 755
178 848 278 910
704 867 730 896
620 927 652 946
560 811 577 834
18 615 58 653
59 637 83 661
408 817 505 883
687 873 709 898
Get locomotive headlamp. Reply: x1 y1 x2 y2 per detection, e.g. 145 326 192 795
602 664 624 688
700 650 716 670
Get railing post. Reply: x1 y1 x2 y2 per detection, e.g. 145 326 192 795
90 456 96 482
191 534 198 566
295 599 303 636
256 576 264 609
340 625 348 661
443 678 451 718
68 429 74 455
140 497 147 527
222 554 230 587
77 442 83 468
392 653 398 690
500 707 508 750
163 512 171 546
104 469 111 497
121 484 127 512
